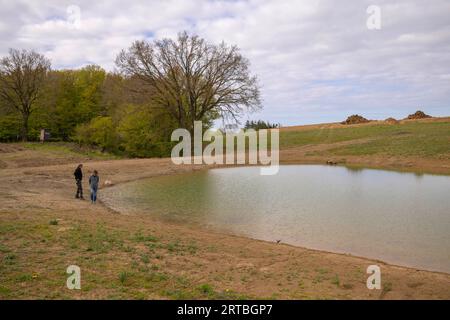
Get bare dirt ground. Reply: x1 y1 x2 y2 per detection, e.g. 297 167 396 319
0 143 449 299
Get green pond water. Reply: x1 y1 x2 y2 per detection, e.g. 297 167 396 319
102 165 450 273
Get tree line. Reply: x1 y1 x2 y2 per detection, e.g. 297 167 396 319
244 120 279 130
0 31 261 157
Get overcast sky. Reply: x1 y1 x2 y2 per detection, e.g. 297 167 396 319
1 0 449 125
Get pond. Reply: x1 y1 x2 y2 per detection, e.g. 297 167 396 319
102 165 450 273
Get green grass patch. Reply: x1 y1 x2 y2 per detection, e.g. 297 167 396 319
197 283 216 297
132 231 158 243
331 274 340 287
119 271 132 284
0 243 11 253
2 253 17 265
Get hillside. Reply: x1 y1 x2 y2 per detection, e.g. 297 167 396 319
279 117 450 174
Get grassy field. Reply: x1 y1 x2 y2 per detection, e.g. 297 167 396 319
280 118 450 160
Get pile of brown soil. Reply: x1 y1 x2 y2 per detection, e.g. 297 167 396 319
341 114 370 125
385 117 399 124
406 110 431 120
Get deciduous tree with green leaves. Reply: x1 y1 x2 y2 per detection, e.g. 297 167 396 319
116 31 261 133
0 49 51 141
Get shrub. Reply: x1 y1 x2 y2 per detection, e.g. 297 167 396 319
0 114 21 142
73 116 120 153
116 104 177 158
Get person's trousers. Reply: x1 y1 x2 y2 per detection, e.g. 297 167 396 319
90 186 98 202
75 179 83 198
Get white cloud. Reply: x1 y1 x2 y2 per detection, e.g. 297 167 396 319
0 0 449 124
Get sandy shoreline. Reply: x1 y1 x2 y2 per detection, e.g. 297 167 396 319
1 145 450 299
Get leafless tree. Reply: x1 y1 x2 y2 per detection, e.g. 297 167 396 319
116 31 261 133
0 49 51 141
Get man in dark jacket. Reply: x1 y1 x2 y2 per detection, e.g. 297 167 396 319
74 164 84 199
